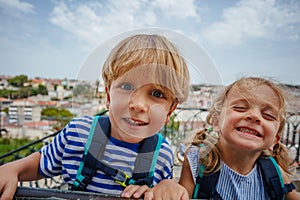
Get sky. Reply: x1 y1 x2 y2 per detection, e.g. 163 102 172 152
0 0 299 85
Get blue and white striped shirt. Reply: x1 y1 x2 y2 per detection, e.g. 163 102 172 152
187 145 269 199
39 116 174 195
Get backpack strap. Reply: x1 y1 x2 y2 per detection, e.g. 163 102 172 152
132 133 163 187
193 170 221 199
71 115 110 190
193 155 296 199
71 114 162 190
257 156 296 200
193 144 222 199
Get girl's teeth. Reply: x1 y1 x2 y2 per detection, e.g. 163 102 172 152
238 127 258 136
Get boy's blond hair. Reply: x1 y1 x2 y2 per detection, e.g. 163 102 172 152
102 34 190 103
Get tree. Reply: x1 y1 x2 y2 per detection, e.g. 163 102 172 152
41 107 75 129
41 108 74 120
37 84 48 95
73 83 94 98
8 75 28 87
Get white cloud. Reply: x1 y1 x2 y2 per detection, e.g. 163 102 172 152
49 0 199 47
151 0 198 19
201 0 300 46
50 1 151 46
0 0 34 15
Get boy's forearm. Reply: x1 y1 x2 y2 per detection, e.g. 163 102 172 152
11 152 43 181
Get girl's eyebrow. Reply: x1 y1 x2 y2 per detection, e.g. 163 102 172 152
262 104 279 113
228 98 249 105
230 97 279 112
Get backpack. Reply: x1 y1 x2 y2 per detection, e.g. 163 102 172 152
71 113 163 191
193 156 296 200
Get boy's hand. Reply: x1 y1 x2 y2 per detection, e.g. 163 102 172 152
144 179 189 200
0 163 18 200
121 184 150 198
0 152 42 200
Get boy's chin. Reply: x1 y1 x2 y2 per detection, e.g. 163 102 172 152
121 127 161 140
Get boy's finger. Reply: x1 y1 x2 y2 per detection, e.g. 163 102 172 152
143 191 154 200
121 185 140 198
0 185 15 200
133 185 149 198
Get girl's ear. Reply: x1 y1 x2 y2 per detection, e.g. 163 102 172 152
274 134 281 145
165 102 178 123
212 115 221 133
105 87 110 109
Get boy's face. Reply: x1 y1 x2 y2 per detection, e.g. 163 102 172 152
106 68 177 143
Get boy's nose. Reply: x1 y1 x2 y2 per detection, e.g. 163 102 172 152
129 90 148 112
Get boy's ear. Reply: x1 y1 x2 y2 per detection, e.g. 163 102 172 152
105 87 110 109
165 102 178 123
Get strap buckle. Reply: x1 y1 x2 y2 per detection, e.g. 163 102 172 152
113 170 131 187
71 177 87 191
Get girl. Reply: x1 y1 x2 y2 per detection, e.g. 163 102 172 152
145 77 299 200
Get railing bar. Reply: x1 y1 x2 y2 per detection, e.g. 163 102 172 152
0 130 59 159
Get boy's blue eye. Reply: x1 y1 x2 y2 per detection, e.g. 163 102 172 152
151 90 164 98
120 83 134 91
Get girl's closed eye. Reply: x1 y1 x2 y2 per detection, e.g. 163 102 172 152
232 105 247 112
262 112 278 121
120 83 134 91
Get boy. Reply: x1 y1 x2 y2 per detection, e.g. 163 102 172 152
0 34 190 199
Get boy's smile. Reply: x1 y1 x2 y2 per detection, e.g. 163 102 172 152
123 117 149 126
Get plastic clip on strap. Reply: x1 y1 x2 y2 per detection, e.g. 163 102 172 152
94 159 135 188
113 170 132 187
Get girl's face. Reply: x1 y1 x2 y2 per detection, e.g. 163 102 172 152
106 69 176 143
218 84 281 154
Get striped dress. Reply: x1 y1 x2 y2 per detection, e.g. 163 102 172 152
187 145 269 199
39 116 174 195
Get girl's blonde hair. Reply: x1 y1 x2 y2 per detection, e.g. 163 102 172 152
102 34 190 103
191 77 291 174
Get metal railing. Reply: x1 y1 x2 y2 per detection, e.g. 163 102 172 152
1 108 300 192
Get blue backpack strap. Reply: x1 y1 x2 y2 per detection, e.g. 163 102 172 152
257 156 295 200
131 133 163 187
193 144 222 199
193 171 221 199
71 115 110 190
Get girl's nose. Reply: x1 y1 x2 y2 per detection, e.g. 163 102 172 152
129 90 148 112
245 109 262 124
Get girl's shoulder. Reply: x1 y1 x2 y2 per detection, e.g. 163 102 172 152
186 145 200 183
